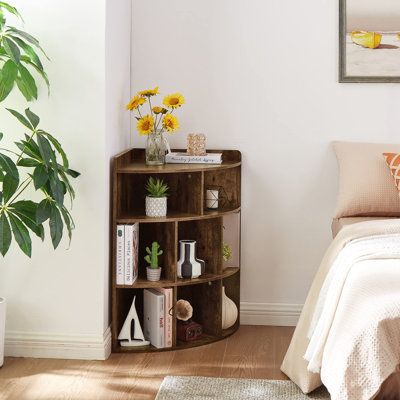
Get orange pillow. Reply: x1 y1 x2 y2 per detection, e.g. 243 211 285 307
383 153 400 194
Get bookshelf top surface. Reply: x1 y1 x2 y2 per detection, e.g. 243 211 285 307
114 148 241 174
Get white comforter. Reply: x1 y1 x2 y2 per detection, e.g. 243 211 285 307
281 220 400 400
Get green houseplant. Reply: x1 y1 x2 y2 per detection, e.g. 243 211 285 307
0 2 79 367
0 2 79 256
144 241 163 281
145 176 168 218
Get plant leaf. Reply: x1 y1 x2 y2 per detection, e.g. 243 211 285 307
49 172 64 205
9 213 31 257
6 27 49 59
0 59 17 102
66 169 80 178
32 164 48 190
0 132 3 141
36 198 52 224
15 75 33 101
20 55 49 93
0 212 12 256
18 63 37 100
10 200 44 240
0 2 23 21
17 158 40 167
49 204 63 249
60 206 74 244
40 131 68 169
6 108 33 130
2 37 20 63
9 36 43 70
25 108 40 128
2 172 18 202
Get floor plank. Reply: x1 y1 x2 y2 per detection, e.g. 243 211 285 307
0 325 294 400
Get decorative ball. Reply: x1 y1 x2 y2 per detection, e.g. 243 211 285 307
176 299 193 321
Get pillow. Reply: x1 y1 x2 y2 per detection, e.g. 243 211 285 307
383 153 400 195
333 141 400 218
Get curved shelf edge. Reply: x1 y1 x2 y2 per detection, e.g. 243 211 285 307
117 207 241 224
116 267 240 289
113 325 240 354
116 161 241 174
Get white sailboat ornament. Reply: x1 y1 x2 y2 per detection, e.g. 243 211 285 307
118 296 150 347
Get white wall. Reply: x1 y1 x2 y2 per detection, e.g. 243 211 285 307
131 0 400 321
0 0 130 358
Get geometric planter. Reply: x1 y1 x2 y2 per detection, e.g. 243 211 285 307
145 196 167 218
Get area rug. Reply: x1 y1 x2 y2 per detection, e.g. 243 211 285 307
155 376 330 400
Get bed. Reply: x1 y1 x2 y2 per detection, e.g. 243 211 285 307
281 142 400 400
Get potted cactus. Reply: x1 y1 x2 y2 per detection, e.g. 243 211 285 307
145 177 169 217
145 241 163 281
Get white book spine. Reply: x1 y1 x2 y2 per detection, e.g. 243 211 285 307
164 290 172 347
116 225 125 285
158 294 165 348
132 223 139 284
124 225 133 285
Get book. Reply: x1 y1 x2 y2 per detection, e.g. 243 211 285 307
116 225 125 285
124 225 133 285
132 223 139 284
165 152 222 164
143 289 165 348
153 288 173 347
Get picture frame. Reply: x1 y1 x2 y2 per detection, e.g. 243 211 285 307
339 0 400 83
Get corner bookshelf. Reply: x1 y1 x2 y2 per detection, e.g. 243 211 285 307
111 148 241 353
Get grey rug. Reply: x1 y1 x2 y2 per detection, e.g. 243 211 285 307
156 376 330 400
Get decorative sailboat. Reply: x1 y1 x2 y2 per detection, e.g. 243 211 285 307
351 31 382 49
118 296 150 347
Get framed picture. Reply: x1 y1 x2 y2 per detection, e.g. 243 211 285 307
339 0 400 82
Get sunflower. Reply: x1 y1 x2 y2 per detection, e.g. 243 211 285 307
137 115 154 135
163 114 179 132
152 106 168 114
163 93 185 109
126 95 146 110
138 86 159 97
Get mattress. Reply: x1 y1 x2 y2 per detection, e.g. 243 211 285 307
331 217 398 238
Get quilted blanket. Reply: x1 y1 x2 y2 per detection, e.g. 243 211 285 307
281 219 400 400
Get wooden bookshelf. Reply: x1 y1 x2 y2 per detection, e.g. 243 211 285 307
111 148 241 353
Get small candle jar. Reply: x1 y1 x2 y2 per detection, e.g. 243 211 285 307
206 189 219 209
187 133 206 156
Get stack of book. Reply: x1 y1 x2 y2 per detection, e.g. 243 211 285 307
116 223 139 285
143 288 173 348
165 152 222 164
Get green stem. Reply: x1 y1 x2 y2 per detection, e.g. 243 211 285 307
16 129 36 164
0 147 20 157
6 177 33 206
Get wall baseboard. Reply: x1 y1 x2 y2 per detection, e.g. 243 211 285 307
240 302 303 326
5 326 112 360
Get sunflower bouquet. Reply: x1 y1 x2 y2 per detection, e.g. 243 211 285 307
126 87 184 165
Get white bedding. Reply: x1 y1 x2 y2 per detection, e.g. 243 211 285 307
281 219 400 399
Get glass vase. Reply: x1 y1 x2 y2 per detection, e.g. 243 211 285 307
146 131 166 166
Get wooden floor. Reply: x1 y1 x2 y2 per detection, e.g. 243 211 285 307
0 325 294 400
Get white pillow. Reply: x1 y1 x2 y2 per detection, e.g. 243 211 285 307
333 141 400 218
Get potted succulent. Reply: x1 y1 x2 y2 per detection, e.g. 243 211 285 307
0 2 79 367
145 176 169 217
144 241 163 281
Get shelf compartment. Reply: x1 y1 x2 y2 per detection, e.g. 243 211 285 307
222 212 241 269
116 172 202 219
138 222 177 282
178 218 223 276
204 165 241 211
177 280 222 340
222 269 240 334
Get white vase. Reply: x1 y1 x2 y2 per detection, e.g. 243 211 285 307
0 297 5 367
146 267 162 282
177 240 204 279
145 196 167 218
222 287 238 330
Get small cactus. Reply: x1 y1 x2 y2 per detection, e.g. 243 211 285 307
144 241 163 269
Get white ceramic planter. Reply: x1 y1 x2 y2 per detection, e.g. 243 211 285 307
222 287 238 330
0 297 5 367
146 267 162 282
146 196 167 217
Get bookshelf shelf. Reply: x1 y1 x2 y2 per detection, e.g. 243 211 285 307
111 148 241 353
